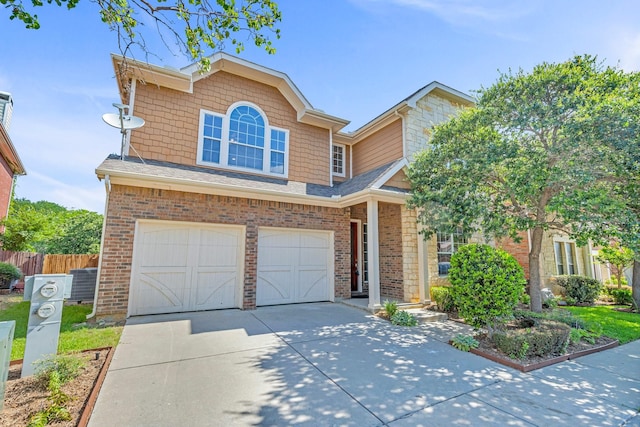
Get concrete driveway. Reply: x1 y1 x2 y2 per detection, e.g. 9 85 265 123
88 303 640 426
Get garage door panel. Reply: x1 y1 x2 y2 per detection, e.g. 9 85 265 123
297 269 328 302
257 268 294 305
299 248 330 267
134 271 189 315
300 233 329 248
193 271 237 309
257 228 332 306
139 229 190 267
131 222 244 316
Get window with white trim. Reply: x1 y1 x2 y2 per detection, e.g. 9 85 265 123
198 103 289 177
332 144 345 177
437 230 467 276
554 241 577 275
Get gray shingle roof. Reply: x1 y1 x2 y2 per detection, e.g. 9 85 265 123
96 155 408 200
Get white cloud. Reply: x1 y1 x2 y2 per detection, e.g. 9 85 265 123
15 171 106 213
611 30 640 72
351 0 533 26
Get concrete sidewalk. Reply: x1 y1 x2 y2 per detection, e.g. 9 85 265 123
88 303 640 426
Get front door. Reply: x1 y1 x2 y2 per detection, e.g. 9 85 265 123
350 222 359 291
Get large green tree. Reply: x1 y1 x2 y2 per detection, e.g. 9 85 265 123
407 55 640 312
0 198 103 254
2 0 280 70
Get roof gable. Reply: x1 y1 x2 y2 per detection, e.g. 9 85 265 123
111 53 349 132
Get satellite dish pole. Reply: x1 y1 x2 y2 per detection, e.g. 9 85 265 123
102 103 145 160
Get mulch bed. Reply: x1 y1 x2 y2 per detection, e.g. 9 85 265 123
469 334 618 372
0 348 112 427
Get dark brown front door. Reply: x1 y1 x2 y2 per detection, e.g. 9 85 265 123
350 222 359 291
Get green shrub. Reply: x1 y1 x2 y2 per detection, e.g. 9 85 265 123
383 300 398 318
492 318 571 358
390 310 418 326
603 286 634 305
0 262 21 289
605 277 628 287
34 354 85 387
430 286 456 312
554 275 602 305
451 334 479 351
449 244 526 330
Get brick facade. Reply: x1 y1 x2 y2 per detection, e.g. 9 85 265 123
97 184 351 319
378 203 403 300
0 156 13 219
496 232 531 279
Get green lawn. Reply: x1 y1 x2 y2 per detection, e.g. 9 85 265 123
0 300 122 360
566 305 640 344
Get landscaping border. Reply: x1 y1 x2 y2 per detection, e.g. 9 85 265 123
6 347 114 426
468 339 619 372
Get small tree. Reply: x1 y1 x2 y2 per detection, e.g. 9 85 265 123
407 55 640 312
449 244 526 333
596 243 634 289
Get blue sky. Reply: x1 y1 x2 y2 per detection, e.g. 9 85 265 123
1 0 639 213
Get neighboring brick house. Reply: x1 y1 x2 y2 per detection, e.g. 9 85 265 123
0 92 26 221
497 231 597 289
93 53 477 319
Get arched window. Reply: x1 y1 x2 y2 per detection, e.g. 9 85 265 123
228 105 265 170
198 102 289 177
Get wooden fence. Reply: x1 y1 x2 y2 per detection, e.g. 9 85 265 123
0 251 99 276
0 251 44 277
42 254 99 274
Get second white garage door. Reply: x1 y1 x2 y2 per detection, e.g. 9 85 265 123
129 221 245 316
257 228 333 306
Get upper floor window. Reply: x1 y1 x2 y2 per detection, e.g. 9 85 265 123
437 230 467 276
554 241 577 275
198 102 289 177
332 144 345 177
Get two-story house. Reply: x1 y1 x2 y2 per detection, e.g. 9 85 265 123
92 53 477 320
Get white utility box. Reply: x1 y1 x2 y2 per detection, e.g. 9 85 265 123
0 321 15 410
21 275 68 377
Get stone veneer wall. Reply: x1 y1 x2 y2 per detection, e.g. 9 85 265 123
401 206 420 302
404 93 467 160
97 184 351 319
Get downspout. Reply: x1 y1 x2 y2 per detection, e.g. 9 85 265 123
329 129 333 187
5 175 17 219
87 174 111 320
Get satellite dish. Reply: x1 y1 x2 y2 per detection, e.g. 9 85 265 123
102 103 146 161
102 113 145 130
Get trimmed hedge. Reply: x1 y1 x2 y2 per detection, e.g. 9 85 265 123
449 244 526 329
430 286 456 312
0 262 21 289
603 286 634 305
492 318 571 358
554 275 602 305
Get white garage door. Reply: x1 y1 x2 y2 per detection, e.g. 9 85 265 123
129 221 244 316
257 228 333 306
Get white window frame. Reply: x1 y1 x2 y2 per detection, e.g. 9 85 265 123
332 143 346 177
197 101 289 178
554 239 577 275
436 230 467 276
